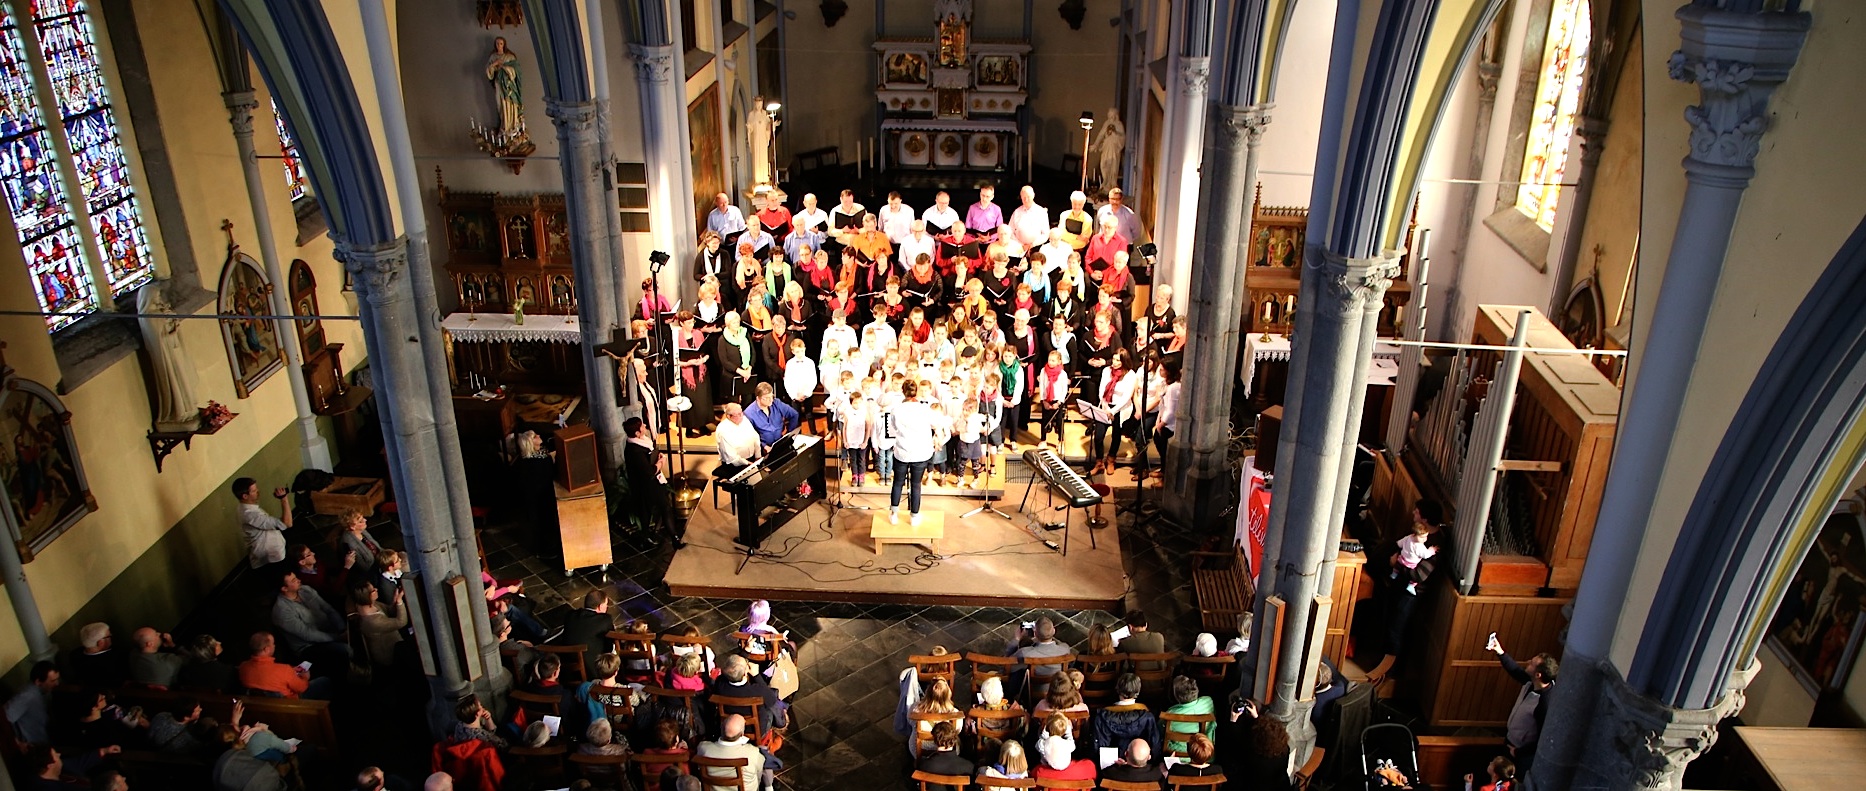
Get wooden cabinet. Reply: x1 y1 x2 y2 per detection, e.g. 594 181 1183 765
1324 548 1368 668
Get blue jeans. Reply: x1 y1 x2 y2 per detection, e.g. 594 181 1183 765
843 447 867 479
877 448 894 480
890 459 928 513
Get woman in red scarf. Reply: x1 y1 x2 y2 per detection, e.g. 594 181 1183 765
672 311 715 438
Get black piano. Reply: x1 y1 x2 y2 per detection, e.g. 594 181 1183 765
719 434 827 561
1019 448 1103 555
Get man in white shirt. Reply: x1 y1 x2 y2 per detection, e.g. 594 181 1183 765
234 476 292 570
878 191 917 245
1039 228 1075 283
713 404 763 511
921 190 959 236
885 381 945 526
695 714 768 791
706 192 747 246
787 192 829 262
898 220 937 274
1009 185 1051 250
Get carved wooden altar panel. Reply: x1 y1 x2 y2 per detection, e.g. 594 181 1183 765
438 169 578 315
1242 184 1416 337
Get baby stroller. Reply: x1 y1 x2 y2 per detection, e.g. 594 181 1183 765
1362 722 1426 790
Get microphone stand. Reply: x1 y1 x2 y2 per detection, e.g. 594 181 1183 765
962 404 1013 521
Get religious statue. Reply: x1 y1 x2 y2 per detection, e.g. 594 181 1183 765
137 284 201 432
934 0 972 68
1092 106 1125 189
485 37 525 139
747 96 774 186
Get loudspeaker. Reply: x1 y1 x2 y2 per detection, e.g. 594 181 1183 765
554 424 601 493
1255 405 1283 475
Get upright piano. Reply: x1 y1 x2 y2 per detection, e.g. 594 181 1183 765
718 434 827 551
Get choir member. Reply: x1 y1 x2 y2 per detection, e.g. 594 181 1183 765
1088 349 1138 475
673 311 715 437
759 314 794 382
875 279 908 325
967 186 1004 242
878 191 917 245
754 192 792 244
726 249 761 308
1097 187 1144 249
1098 251 1136 315
717 311 757 406
636 276 672 322
898 220 937 276
1084 214 1130 274
1141 285 1176 353
763 252 793 305
922 190 960 237
778 281 817 349
695 230 728 284
1056 191 1094 253
936 220 983 276
1034 349 1071 447
707 192 747 248
787 192 829 263
827 189 866 256
981 255 1016 313
1081 310 1121 381
1009 185 1051 250
739 222 776 262
902 253 945 318
862 305 898 361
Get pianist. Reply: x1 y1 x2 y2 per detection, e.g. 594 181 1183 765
715 403 764 482
746 383 801 450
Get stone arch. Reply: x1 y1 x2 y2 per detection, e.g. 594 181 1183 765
1630 213 1866 709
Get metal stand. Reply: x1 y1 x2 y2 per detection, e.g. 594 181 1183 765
961 446 1013 520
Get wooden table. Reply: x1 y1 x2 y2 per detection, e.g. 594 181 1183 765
1734 726 1866 791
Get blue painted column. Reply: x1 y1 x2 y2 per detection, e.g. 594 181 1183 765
548 96 631 472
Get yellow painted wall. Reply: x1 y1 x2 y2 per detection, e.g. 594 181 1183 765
1569 28 1641 326
1610 4 1866 668
0 0 358 673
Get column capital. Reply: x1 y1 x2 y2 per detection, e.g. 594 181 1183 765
546 97 601 142
1179 56 1211 97
1669 4 1810 174
628 42 676 85
1594 658 1757 790
335 237 410 305
1311 246 1402 307
223 90 259 138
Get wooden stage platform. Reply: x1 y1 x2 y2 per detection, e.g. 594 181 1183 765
662 475 1128 610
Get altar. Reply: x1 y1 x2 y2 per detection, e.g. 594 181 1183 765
873 0 1030 172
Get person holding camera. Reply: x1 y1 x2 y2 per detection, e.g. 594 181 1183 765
1220 695 1293 790
233 477 294 572
1486 633 1555 773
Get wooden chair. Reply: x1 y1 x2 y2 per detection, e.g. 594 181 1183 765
507 689 562 719
1101 781 1165 791
608 630 660 682
976 777 1038 790
659 634 718 677
1158 711 1215 757
1020 653 1077 702
1033 779 1095 790
709 694 768 740
1076 653 1126 708
911 770 973 791
907 710 966 754
588 682 636 728
1167 776 1227 791
1125 651 1181 703
691 754 752 791
567 752 628 785
631 750 691 787
505 744 567 787
534 644 588 683
909 653 961 684
966 651 1019 696
499 647 526 681
733 630 780 666
1057 708 1091 739
968 704 1028 748
641 686 704 727
1293 746 1326 790
1179 654 1236 699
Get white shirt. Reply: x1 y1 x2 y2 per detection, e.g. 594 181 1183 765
885 400 944 463
1097 368 1139 422
1010 203 1051 249
792 207 829 235
822 324 859 361
862 322 898 361
868 401 896 450
1157 381 1183 432
921 204 959 234
714 417 763 467
898 233 936 272
784 356 819 403
241 503 287 569
1039 241 1074 276
878 204 918 244
839 403 871 447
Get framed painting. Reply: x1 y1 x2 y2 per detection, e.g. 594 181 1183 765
287 259 325 358
689 83 723 234
881 51 930 88
1766 500 1866 693
218 250 284 398
975 55 1021 89
0 354 95 562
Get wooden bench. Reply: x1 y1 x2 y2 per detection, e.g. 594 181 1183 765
109 686 339 755
1190 542 1255 633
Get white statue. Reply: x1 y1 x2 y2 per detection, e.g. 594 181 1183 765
138 284 201 432
747 96 774 186
1092 107 1126 189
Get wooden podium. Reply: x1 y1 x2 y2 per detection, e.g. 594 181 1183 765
870 510 945 555
555 483 612 574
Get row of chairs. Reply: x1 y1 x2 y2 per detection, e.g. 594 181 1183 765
510 684 784 743
910 771 1227 791
912 651 1236 704
505 747 758 791
502 630 778 684
907 706 1215 759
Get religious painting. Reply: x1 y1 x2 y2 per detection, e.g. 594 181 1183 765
447 209 493 254
689 83 724 234
217 251 284 399
1250 217 1305 268
974 55 1020 89
549 275 574 311
1767 503 1866 693
543 210 569 259
288 259 325 358
0 359 95 562
882 51 929 87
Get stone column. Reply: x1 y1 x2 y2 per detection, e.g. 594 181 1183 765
547 97 631 473
629 0 700 299
1150 0 1215 311
1167 102 1269 528
225 90 332 471
1529 5 1809 789
0 521 54 664
1545 115 1607 318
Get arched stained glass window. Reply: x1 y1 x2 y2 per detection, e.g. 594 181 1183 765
271 97 308 201
1 0 155 331
1516 0 1591 232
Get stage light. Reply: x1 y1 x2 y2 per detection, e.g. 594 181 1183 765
649 250 671 265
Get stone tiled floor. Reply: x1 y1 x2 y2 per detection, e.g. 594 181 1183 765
480 479 1217 791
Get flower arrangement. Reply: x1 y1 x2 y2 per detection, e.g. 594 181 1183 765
796 481 813 498
199 401 234 430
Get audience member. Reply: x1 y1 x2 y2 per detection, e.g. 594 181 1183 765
1312 659 1346 727
234 477 292 571
665 651 707 692
916 720 973 784
1487 634 1555 773
176 635 238 694
519 721 551 748
290 542 349 603
1228 697 1292 790
1116 610 1165 659
337 509 385 576
423 773 454 791
68 622 128 689
1012 616 1072 692
973 676 1023 748
1033 673 1087 716
146 696 218 757
1169 733 1222 777
908 677 960 753
710 655 786 736
213 729 285 791
51 689 140 753
350 580 409 668
642 718 688 755
1465 755 1518 791
237 632 329 700
1100 738 1162 784
978 739 1029 780
555 589 615 677
271 570 351 673
452 696 509 749
695 714 766 791
1191 632 1218 658
20 746 72 791
371 550 409 609
580 718 628 756
1225 612 1253 655
1091 673 1159 754
491 615 537 673
1032 721 1095 781
1084 623 1117 656
6 661 58 745
1164 675 1217 743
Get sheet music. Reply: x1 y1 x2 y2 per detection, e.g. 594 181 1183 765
1075 398 1112 424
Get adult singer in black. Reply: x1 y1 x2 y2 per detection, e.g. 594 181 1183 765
623 417 675 546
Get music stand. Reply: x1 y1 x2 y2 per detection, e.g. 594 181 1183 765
961 440 1012 521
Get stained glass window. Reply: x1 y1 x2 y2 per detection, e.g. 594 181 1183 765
33 0 153 295
1516 0 1591 232
272 97 308 201
0 7 91 330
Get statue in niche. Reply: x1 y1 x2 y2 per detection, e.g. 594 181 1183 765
747 96 774 186
485 37 526 139
137 285 201 432
1091 106 1125 189
934 0 971 68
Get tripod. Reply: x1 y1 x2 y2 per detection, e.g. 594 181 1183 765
961 440 1012 520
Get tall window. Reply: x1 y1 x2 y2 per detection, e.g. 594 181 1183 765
1516 0 1591 232
271 97 307 202
1 0 154 331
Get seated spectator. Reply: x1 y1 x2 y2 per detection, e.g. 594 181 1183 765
520 722 551 749
1169 733 1222 777
909 677 960 753
568 653 630 734
68 623 128 689
916 720 973 785
91 769 127 791
146 696 222 757
214 734 286 791
616 619 655 678
664 624 718 675
580 718 628 756
641 718 688 755
23 745 81 791
1466 755 1518 791
520 653 566 696
1312 659 1346 728
1032 672 1087 716
127 627 185 688
694 714 766 791
1191 633 1218 658
236 721 299 765
1115 610 1166 667
371 550 409 614
289 542 349 603
554 590 614 678
1084 623 1117 657
1099 738 1162 784
271 570 351 673
50 689 139 753
1091 674 1159 755
431 714 505 791
1033 712 1076 769
492 615 537 674
6 661 59 745
1012 616 1072 694
452 696 509 749
664 651 708 692
1163 675 1217 743
337 509 384 576
489 593 547 645
350 580 409 669
710 655 786 736
740 599 790 662
1031 730 1095 781
978 740 1030 779
238 632 330 700
176 635 239 694
1224 613 1253 655
974 676 1023 746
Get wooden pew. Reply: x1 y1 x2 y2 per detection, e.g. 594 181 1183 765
108 686 339 756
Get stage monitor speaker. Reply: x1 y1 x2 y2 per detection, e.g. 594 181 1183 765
1255 405 1284 475
554 424 601 493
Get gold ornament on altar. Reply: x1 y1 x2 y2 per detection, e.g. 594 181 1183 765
974 136 996 156
904 134 929 155
939 135 964 157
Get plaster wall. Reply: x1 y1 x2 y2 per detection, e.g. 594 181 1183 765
1742 650 1817 727
1609 4 1866 670
1256 0 1336 209
0 0 353 674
